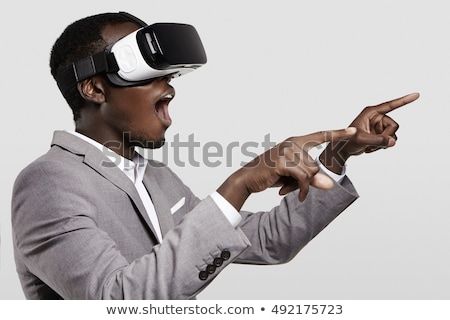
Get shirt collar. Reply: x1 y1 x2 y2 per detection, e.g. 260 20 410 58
64 130 148 184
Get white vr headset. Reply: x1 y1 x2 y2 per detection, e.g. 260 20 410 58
56 12 207 96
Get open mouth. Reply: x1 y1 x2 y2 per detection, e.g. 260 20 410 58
155 92 174 127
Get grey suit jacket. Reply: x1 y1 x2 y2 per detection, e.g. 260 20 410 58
11 131 358 299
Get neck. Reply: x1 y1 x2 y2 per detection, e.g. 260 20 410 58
75 112 136 160
76 127 136 160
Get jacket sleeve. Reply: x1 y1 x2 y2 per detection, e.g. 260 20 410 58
234 175 359 264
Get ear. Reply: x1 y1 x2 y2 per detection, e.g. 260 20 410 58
77 76 106 104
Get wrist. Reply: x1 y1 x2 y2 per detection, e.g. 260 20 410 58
217 170 251 212
319 141 350 175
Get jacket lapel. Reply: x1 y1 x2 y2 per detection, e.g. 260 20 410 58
142 165 175 238
51 131 162 243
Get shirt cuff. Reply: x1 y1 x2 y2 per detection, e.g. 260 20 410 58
316 157 347 184
210 191 242 228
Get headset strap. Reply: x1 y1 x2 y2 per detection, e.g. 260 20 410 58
55 51 118 96
119 11 148 27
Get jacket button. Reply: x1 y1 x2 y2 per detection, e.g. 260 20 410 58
213 257 223 267
206 264 216 274
199 270 209 281
221 250 231 261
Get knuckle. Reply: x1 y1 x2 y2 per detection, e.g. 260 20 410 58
381 136 390 144
298 170 309 180
311 166 320 175
363 106 374 113
304 157 318 170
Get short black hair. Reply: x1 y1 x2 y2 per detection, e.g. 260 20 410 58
50 13 139 121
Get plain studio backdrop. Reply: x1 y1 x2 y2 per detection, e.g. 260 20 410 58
1 0 449 300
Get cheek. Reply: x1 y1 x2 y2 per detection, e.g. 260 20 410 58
104 89 155 123
101 85 168 137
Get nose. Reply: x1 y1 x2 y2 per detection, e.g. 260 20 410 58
160 74 172 84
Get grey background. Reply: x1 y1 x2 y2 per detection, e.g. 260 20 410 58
1 0 449 299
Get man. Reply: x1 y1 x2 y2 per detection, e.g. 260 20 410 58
11 12 419 299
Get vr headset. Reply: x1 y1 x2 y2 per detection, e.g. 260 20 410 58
56 12 207 96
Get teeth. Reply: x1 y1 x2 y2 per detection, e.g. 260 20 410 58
164 94 174 99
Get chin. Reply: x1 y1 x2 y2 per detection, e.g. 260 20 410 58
128 132 166 150
144 137 166 149
147 139 165 149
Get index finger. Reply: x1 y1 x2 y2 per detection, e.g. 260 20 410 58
372 92 420 114
290 127 357 151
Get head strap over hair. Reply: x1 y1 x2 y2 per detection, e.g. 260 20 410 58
55 12 147 96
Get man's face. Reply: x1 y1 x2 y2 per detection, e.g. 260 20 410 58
99 22 176 149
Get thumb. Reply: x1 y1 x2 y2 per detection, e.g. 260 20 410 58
310 173 334 190
357 132 394 148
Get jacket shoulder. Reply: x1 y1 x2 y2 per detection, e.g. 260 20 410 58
13 145 85 189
